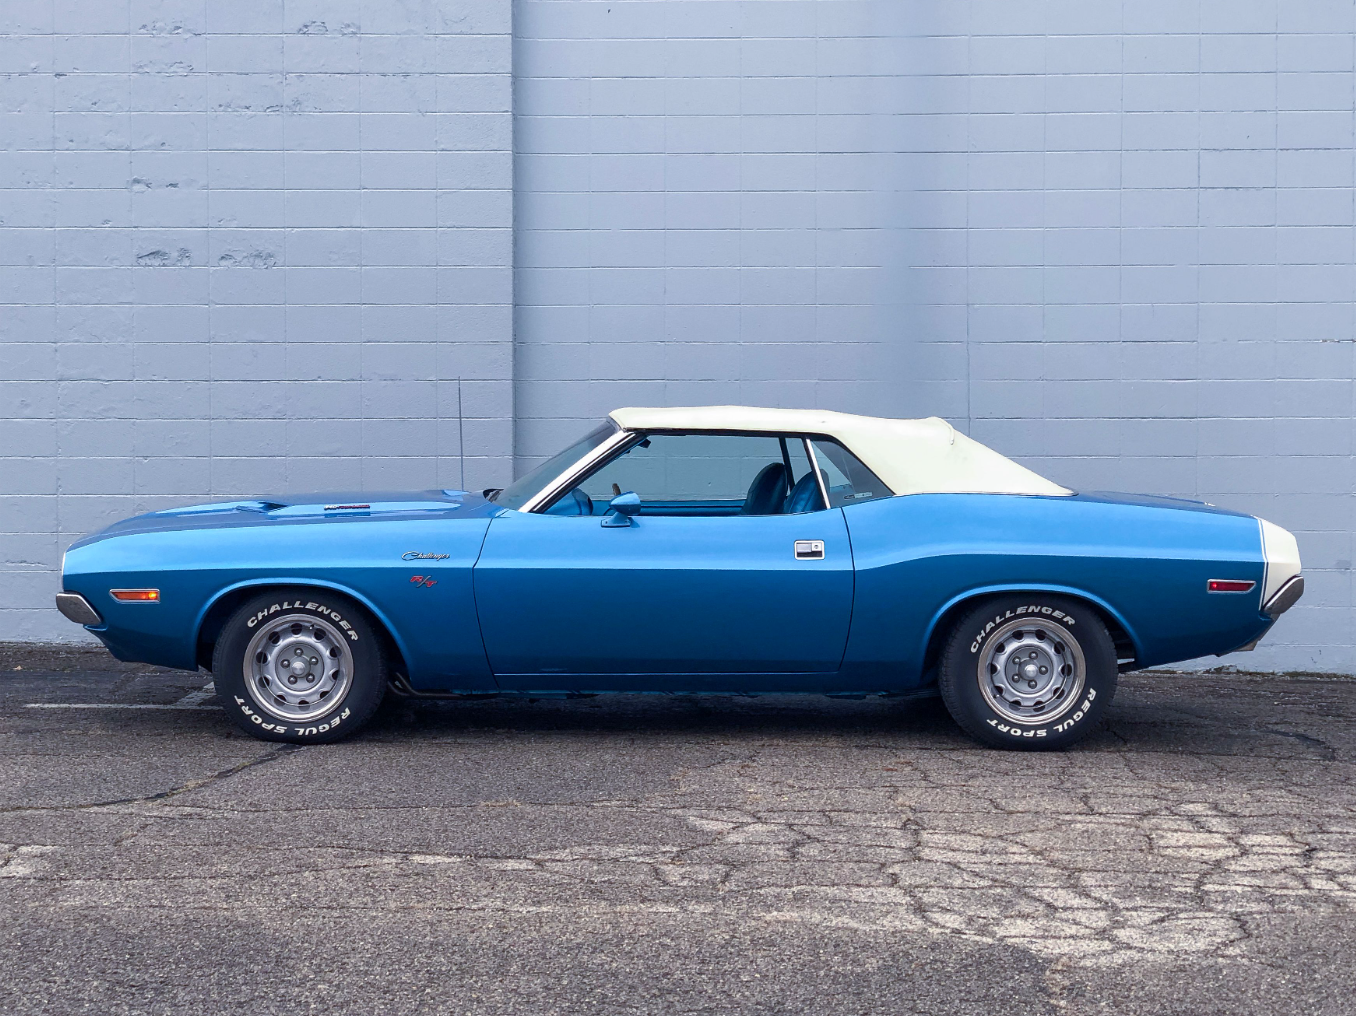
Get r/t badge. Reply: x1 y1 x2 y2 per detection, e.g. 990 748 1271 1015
409 575 437 588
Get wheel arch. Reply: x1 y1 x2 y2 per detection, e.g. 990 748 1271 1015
919 585 1141 681
194 579 411 679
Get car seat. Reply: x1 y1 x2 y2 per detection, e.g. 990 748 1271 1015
784 472 823 514
740 462 788 515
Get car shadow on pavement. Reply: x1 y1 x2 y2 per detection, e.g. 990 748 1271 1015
3 642 1351 763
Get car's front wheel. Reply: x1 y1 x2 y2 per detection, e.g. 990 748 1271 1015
212 589 387 743
938 594 1117 749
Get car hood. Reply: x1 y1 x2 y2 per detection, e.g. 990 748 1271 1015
69 489 501 548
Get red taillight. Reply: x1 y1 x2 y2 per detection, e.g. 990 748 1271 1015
1207 580 1255 593
110 588 159 602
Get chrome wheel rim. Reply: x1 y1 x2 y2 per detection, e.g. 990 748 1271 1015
977 618 1086 724
244 613 354 722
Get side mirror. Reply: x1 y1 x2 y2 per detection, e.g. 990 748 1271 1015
601 491 642 527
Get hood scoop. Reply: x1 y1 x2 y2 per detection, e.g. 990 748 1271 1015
272 500 460 518
153 491 466 520
155 500 287 517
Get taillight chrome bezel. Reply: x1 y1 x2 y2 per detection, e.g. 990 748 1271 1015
1207 579 1256 593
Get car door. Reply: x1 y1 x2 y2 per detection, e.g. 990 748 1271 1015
472 432 855 692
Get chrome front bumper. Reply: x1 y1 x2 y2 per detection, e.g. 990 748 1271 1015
55 592 103 626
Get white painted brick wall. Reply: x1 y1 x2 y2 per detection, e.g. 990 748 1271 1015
3 0 1353 673
514 0 1355 674
0 0 515 641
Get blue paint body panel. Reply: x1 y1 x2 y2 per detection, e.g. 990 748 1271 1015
837 491 1269 688
62 491 500 692
60 487 1275 694
473 510 854 690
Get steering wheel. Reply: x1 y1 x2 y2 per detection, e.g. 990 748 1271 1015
565 487 593 516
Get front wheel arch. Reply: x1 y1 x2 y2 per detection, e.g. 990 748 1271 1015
195 580 410 680
214 588 388 743
919 586 1139 682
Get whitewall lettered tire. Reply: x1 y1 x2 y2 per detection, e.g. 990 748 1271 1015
938 594 1117 750
212 589 387 744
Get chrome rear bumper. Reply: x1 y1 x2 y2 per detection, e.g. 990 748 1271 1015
55 592 102 626
1263 575 1304 619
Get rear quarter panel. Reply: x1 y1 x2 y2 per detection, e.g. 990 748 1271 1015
62 509 497 690
841 493 1269 688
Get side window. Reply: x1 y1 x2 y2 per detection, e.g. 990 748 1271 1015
809 440 891 508
583 433 783 510
541 432 827 516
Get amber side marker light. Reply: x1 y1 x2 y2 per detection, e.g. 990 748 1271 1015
1207 580 1256 593
110 589 160 602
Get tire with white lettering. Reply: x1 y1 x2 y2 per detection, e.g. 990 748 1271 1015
938 594 1117 750
211 589 387 744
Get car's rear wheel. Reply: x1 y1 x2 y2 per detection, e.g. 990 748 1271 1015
212 589 387 744
938 594 1117 750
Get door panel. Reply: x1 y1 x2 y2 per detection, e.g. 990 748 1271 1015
473 509 854 692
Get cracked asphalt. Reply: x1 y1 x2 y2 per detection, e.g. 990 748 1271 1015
1 644 1354 1015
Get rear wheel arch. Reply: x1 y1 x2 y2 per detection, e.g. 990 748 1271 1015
920 586 1139 681
195 581 409 679
938 592 1119 749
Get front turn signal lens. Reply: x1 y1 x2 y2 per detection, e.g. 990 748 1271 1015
1207 580 1256 593
110 588 160 602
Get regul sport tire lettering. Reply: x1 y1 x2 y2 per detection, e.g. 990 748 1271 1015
234 695 351 736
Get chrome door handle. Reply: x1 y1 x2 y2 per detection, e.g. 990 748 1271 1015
794 540 825 560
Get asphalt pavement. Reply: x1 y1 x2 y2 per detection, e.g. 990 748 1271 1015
1 643 1354 1015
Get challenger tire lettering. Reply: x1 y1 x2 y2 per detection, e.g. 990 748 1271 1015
969 605 1075 654
245 600 358 640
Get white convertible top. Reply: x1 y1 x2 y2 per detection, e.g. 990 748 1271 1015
608 406 1071 497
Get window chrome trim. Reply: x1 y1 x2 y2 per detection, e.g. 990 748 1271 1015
520 429 638 514
803 438 832 511
524 428 861 516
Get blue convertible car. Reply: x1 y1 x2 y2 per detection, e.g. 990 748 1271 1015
56 407 1303 749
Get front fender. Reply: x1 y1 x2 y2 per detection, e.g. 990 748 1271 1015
194 577 420 678
62 513 497 690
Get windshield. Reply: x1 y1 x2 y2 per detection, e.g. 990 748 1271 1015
492 421 618 510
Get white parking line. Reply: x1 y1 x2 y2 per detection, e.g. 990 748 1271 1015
25 704 219 710
25 682 219 711
170 683 218 707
